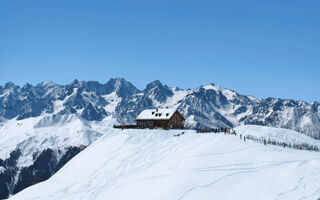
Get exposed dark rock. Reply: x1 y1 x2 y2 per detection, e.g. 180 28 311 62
0 146 86 199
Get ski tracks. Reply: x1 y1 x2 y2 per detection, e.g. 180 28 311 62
177 157 320 200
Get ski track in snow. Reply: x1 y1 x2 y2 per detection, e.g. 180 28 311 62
177 158 320 200
276 170 320 200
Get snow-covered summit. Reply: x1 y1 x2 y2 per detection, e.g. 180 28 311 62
0 79 319 138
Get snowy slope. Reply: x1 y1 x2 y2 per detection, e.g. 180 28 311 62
235 125 320 148
0 114 116 198
0 114 115 167
11 127 320 200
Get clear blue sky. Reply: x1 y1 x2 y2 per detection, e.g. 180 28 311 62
0 0 319 102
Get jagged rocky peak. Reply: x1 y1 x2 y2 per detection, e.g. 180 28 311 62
4 82 17 89
201 83 243 102
4 82 15 88
105 78 139 98
311 102 320 112
145 80 173 92
200 83 224 93
71 79 79 86
36 81 59 90
204 83 215 88
81 103 107 121
62 79 80 94
172 86 183 91
72 80 105 95
0 78 319 138
145 80 163 91
35 81 61 98
144 80 173 102
22 83 33 91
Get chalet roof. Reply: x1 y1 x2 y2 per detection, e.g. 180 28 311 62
136 108 177 120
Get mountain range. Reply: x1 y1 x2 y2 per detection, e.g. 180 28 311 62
0 78 320 199
1 78 319 138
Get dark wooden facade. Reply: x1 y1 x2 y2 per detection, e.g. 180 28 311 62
136 110 185 129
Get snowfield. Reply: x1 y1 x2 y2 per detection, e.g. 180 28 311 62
235 125 320 148
0 114 116 167
10 126 320 200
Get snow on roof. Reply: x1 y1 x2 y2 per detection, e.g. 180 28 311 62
136 108 177 120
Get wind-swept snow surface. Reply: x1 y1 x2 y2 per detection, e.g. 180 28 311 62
0 114 115 167
235 125 320 148
11 127 320 200
0 114 118 199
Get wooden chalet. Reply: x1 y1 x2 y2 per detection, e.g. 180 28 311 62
136 108 185 129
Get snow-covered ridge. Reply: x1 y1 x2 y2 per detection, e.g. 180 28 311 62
0 114 115 167
10 126 320 200
235 125 320 148
0 78 319 138
0 114 118 199
163 88 191 109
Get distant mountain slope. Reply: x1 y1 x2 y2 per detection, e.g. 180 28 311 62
10 127 320 200
0 115 115 199
0 78 319 138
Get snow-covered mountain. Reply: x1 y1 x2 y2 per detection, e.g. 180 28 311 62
9 126 320 200
0 115 116 199
2 78 318 137
0 78 320 198
0 78 138 122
